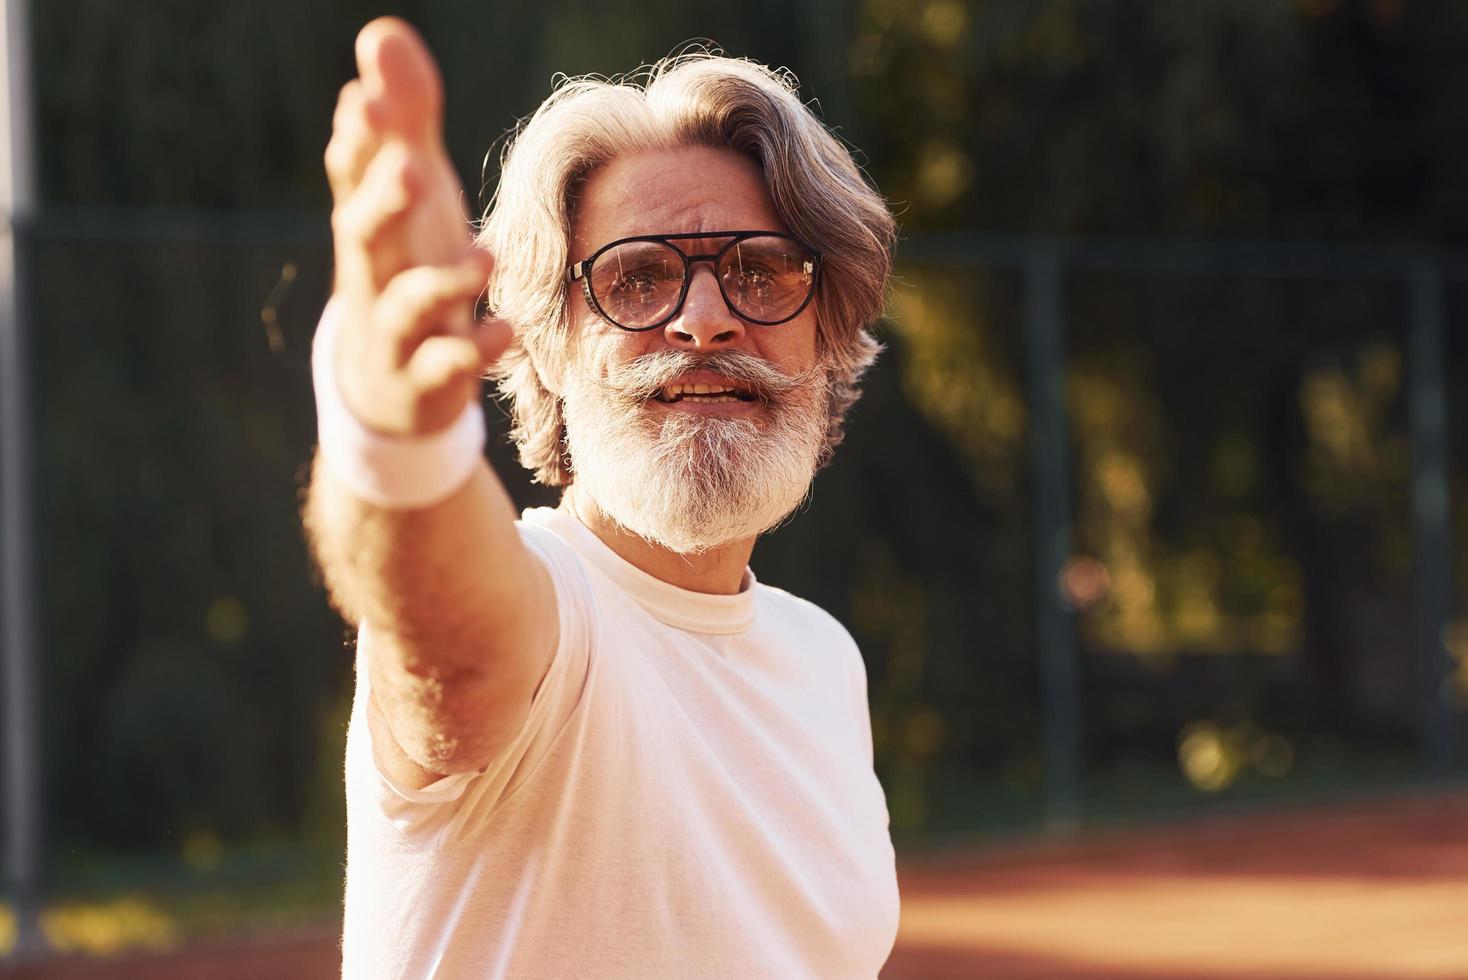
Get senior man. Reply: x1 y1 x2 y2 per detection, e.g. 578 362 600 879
305 17 899 978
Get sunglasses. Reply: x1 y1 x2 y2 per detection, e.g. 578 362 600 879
566 230 821 332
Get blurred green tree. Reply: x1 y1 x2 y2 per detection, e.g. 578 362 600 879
25 0 1467 858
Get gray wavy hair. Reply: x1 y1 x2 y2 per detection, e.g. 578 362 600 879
478 52 896 486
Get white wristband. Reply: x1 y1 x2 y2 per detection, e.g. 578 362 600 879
311 298 486 509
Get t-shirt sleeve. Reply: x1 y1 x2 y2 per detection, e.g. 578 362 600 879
344 521 596 839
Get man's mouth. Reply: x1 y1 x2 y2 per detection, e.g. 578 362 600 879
652 381 760 405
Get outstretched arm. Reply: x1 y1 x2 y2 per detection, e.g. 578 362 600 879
303 18 556 791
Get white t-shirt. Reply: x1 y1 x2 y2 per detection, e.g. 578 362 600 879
340 507 899 979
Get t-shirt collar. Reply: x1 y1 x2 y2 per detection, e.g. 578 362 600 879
524 507 757 635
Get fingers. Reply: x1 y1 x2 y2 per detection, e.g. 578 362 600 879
373 251 494 364
416 318 519 387
331 143 421 293
321 19 494 438
329 19 467 297
327 16 446 205
407 336 483 395
405 315 514 393
470 317 515 368
325 80 379 203
355 17 443 142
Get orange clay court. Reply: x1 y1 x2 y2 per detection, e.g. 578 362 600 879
5 788 1466 980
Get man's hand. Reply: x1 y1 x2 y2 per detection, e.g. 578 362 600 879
324 17 511 436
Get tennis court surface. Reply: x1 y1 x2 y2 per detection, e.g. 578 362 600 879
884 787 1468 979
5 788 1466 979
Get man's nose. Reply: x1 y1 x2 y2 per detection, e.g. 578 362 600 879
664 266 744 348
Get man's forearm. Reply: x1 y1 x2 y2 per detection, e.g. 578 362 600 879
303 451 537 675
304 447 561 780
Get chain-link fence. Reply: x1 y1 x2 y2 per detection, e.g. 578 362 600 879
3 212 1466 956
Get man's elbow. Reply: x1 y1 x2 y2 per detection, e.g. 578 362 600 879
373 659 532 777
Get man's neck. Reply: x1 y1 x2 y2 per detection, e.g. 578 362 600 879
560 486 755 596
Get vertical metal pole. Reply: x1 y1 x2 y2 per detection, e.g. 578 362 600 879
1025 240 1081 830
0 0 43 960
1407 257 1457 775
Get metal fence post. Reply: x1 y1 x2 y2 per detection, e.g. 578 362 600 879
0 0 43 959
1025 239 1082 830
1407 257 1457 775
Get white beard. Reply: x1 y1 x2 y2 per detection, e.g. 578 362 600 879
561 352 829 555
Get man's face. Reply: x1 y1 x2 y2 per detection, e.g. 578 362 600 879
559 145 830 554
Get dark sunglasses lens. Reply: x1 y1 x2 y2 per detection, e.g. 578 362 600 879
588 240 685 329
718 236 816 323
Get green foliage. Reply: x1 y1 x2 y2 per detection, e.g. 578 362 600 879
24 0 1468 861
851 0 1468 239
33 237 343 850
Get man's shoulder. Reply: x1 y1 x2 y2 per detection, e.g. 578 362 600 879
753 582 857 647
752 584 871 705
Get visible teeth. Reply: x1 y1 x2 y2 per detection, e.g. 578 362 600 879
655 390 742 404
662 382 737 399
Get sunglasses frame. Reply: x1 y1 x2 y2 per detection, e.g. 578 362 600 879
565 230 822 332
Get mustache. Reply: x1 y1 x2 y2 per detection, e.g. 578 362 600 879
587 349 825 405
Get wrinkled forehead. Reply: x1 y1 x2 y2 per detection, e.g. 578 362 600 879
569 146 789 260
